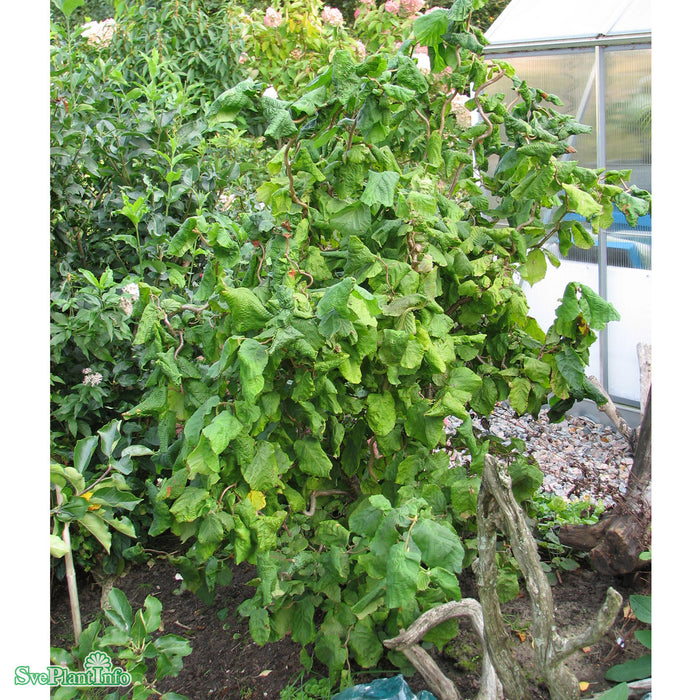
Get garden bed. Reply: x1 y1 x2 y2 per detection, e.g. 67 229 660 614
50 551 650 699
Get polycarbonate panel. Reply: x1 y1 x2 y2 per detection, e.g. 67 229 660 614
605 48 651 193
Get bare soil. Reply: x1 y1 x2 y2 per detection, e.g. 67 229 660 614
50 551 650 699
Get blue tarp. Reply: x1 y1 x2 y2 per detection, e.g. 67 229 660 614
332 675 438 700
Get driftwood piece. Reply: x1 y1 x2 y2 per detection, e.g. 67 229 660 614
475 454 623 700
587 375 636 448
383 599 503 700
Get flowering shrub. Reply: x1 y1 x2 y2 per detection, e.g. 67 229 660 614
353 0 413 53
231 0 360 99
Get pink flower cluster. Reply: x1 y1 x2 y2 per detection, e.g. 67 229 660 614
321 6 344 27
385 0 400 13
400 0 425 15
263 7 283 28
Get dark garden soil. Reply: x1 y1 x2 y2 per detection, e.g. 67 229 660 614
50 550 650 700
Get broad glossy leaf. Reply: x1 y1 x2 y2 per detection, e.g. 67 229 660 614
410 519 463 573
605 654 651 683
294 437 333 477
361 170 400 208
413 9 450 48
202 410 242 455
366 392 397 436
105 588 132 632
242 441 278 491
74 435 99 474
385 543 421 609
629 594 651 624
169 487 210 522
238 339 269 403
50 534 69 558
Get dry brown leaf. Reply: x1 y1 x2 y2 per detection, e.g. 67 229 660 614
257 670 272 677
517 631 527 642
582 646 591 653
579 681 590 691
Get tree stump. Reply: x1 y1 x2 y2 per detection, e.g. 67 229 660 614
559 389 651 576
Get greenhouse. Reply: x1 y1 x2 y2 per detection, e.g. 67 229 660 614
484 0 652 410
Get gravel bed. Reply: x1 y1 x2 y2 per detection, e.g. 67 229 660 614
445 403 635 508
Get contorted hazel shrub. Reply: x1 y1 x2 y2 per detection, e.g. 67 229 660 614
127 3 650 684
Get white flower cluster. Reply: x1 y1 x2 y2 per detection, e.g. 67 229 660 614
262 86 279 99
81 18 116 48
118 282 139 317
82 368 103 387
451 94 472 130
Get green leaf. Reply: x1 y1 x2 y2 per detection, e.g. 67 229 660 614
496 569 520 603
447 0 473 22
169 488 210 522
635 629 651 649
629 594 651 624
555 348 586 393
105 588 132 633
386 543 421 609
330 201 371 237
522 248 547 284
134 301 160 345
594 684 629 700
291 597 316 645
208 79 259 124
74 435 99 474
605 654 651 683
238 339 269 403
563 182 603 219
361 170 400 208
53 0 85 20
348 618 384 668
411 519 463 573
523 357 551 384
508 377 531 415
579 284 620 329
317 278 356 319
78 512 112 553
168 217 200 256
50 534 69 558
242 441 279 491
366 392 397 437
90 487 142 511
221 287 272 333
413 9 450 48
202 410 242 455
395 55 429 93
97 420 121 458
249 608 271 646
294 437 333 477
